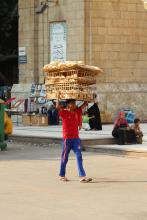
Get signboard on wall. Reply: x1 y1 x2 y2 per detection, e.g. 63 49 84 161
19 47 27 64
50 22 67 62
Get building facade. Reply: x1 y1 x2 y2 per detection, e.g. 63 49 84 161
13 0 147 121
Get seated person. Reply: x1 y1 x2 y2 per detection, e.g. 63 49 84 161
129 118 143 144
4 112 13 140
112 111 129 145
88 94 102 130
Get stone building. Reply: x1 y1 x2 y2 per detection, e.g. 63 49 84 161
12 0 147 122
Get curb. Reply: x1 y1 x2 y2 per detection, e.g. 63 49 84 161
9 134 116 146
9 135 147 158
84 145 147 158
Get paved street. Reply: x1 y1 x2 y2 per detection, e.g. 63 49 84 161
1 143 147 220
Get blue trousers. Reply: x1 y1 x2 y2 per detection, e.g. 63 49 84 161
59 138 86 177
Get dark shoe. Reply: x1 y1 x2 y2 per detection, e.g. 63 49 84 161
80 177 93 183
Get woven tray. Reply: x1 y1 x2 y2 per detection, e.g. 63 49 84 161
46 91 94 102
43 63 102 75
45 76 96 85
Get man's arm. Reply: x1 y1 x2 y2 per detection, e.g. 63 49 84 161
79 101 88 110
77 101 88 130
56 92 63 111
88 115 95 119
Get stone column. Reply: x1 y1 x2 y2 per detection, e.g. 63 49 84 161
12 0 39 100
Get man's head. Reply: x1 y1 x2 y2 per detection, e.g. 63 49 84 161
134 118 141 125
66 99 76 111
93 93 97 99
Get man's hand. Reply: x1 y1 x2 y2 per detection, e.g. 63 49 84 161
126 126 130 130
89 115 95 119
80 101 88 110
56 91 62 111
57 91 61 100
79 125 82 130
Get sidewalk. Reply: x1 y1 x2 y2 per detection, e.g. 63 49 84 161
10 124 147 157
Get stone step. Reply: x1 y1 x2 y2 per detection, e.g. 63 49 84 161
9 134 147 158
9 134 116 146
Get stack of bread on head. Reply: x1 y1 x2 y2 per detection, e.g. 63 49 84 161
42 61 102 101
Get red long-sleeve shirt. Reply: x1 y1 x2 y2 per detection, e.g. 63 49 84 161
59 107 82 139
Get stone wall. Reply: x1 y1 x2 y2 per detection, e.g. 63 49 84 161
16 0 147 122
85 0 147 121
12 0 39 100
37 0 85 83
19 0 39 84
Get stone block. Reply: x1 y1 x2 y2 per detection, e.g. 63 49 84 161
105 35 120 44
128 4 137 12
119 3 128 11
99 52 109 60
108 27 124 35
139 53 147 60
19 0 26 9
137 4 146 12
98 27 108 35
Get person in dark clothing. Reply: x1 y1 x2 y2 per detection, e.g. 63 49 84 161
51 105 59 125
48 103 59 125
88 95 102 130
47 104 53 125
